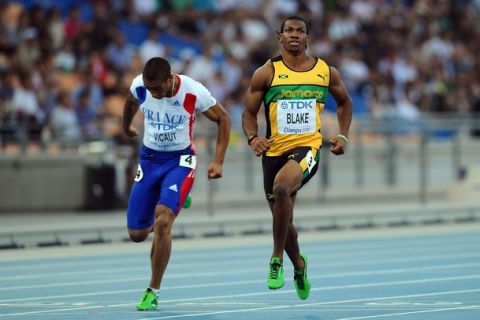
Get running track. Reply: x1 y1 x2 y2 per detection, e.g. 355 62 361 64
0 224 479 320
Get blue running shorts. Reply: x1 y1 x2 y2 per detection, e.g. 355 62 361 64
127 145 196 230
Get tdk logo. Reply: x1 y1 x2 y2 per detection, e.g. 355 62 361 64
280 100 314 110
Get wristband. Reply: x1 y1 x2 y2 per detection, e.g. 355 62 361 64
247 133 258 145
337 134 348 144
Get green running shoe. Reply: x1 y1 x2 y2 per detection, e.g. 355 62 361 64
183 194 192 209
267 257 284 289
294 252 311 300
136 288 158 311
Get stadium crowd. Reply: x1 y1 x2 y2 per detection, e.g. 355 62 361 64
0 0 479 151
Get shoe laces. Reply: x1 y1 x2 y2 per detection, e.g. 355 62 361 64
295 272 305 289
269 263 282 279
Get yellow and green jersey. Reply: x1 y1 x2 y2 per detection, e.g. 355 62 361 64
263 55 330 156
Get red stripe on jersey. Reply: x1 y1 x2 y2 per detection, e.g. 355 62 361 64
183 93 196 114
176 169 195 213
183 93 196 140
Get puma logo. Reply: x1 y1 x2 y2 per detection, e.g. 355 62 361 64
317 74 326 81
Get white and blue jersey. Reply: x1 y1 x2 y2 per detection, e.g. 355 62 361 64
127 74 216 230
130 74 216 151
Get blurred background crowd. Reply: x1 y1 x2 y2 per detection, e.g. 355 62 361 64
1 0 480 153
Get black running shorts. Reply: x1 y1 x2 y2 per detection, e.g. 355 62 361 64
261 146 320 202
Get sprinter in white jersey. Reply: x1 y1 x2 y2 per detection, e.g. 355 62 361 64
123 57 231 311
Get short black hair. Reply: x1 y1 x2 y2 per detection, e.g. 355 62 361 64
280 16 309 35
143 57 171 82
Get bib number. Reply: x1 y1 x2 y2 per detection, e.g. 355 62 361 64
305 150 316 173
277 99 316 134
180 155 197 169
134 164 143 182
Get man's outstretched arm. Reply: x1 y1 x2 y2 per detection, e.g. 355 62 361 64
328 66 353 155
242 64 272 156
123 92 140 137
202 102 231 179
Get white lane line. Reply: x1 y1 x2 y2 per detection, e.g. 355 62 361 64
0 306 104 317
1 234 478 272
142 305 289 319
2 248 480 282
0 267 262 291
176 302 270 306
135 289 480 320
2 260 480 292
335 305 480 320
1 274 479 315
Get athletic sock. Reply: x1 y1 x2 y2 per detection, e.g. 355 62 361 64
148 287 159 295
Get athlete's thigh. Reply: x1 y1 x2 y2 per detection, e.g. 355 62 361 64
289 146 320 188
274 159 303 192
271 146 320 197
158 162 195 215
127 160 163 230
262 154 286 201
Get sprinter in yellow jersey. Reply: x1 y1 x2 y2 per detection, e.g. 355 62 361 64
242 16 352 300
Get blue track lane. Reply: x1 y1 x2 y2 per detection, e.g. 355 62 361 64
0 229 479 320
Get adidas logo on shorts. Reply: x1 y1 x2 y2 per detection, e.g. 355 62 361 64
169 184 178 192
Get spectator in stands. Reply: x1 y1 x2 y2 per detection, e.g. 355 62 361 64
74 88 100 142
72 69 104 115
139 29 166 64
46 7 64 50
12 71 44 143
64 5 83 41
15 27 40 69
49 91 81 148
0 70 16 146
54 41 76 72
106 31 133 74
